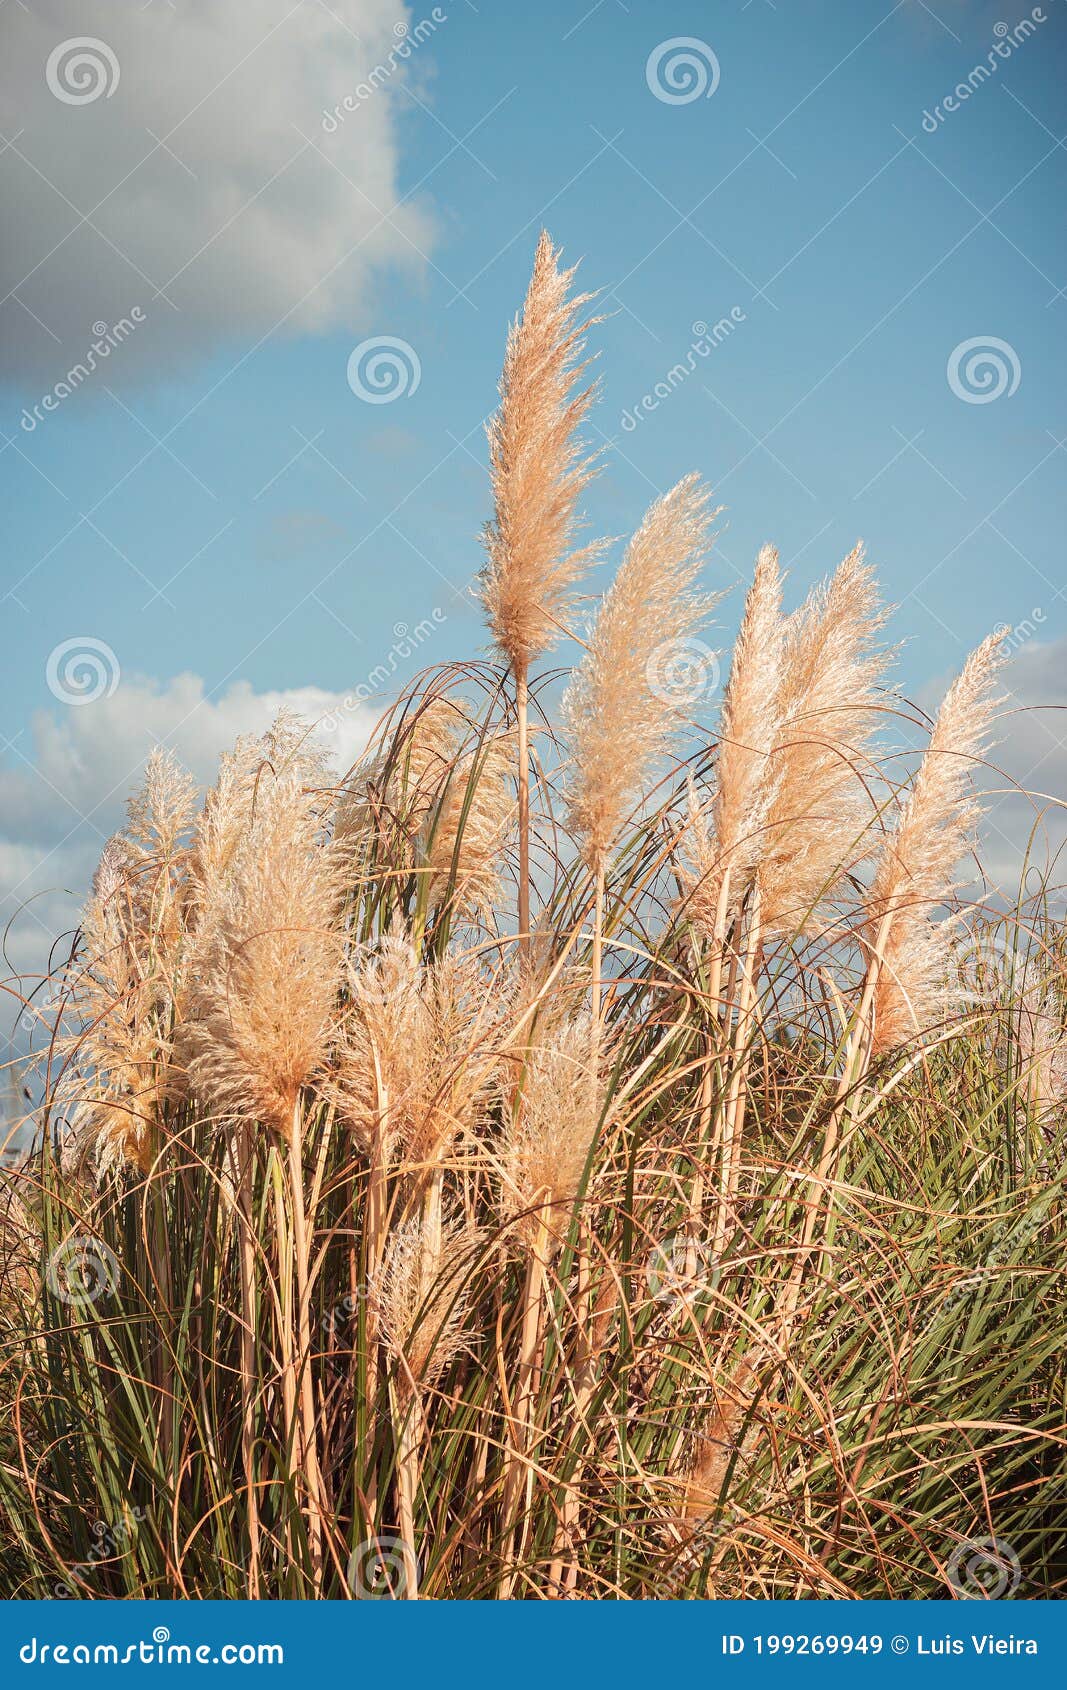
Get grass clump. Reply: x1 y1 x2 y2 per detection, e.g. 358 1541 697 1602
2 235 1065 1601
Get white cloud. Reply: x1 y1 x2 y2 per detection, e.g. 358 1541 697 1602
0 0 438 384
0 672 376 992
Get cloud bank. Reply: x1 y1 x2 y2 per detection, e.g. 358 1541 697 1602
0 0 437 384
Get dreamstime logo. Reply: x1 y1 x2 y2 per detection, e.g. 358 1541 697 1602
19 1630 284 1665
993 606 1046 655
621 310 746 431
46 638 120 706
347 336 421 404
19 311 147 432
45 1237 121 1307
947 336 1020 404
646 38 720 105
55 1508 148 1599
646 1232 720 1309
319 610 446 731
955 925 1014 1013
645 638 720 708
322 1283 375 1345
347 1534 417 1599
322 9 448 131
947 1534 1022 1598
921 10 1047 132
45 37 120 105
348 938 422 1010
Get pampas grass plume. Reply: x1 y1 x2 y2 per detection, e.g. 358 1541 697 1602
185 767 344 1137
684 543 783 937
866 630 1006 1052
500 1012 603 1253
563 474 720 869
479 230 604 672
759 545 891 932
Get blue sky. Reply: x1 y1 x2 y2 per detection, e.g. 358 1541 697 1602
1 0 1065 996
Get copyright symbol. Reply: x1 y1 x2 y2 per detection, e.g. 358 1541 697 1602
891 1637 909 1654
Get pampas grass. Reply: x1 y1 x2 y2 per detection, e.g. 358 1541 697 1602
865 629 1006 1055
563 474 720 876
563 473 719 1043
685 542 784 950
480 231 605 960
760 544 891 932
480 231 603 677
780 631 1007 1326
682 543 782 1254
3 239 1064 1605
59 751 196 1177
499 1012 603 1254
183 766 343 1138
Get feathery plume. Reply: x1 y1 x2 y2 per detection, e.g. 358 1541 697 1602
1015 974 1067 1125
91 834 132 905
331 933 506 1177
563 475 720 869
124 747 199 866
865 631 1006 1053
402 948 509 1179
759 546 891 933
500 1013 604 1253
185 743 261 927
60 751 196 1175
338 698 515 919
479 230 605 960
328 923 429 1163
184 767 344 1137
682 1354 758 1522
377 1212 481 1394
683 545 783 938
479 230 604 671
188 713 332 926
